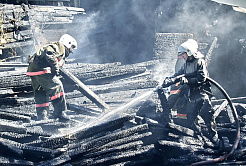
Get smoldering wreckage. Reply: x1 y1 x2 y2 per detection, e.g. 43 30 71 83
0 1 246 166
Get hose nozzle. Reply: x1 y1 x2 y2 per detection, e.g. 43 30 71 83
153 85 162 92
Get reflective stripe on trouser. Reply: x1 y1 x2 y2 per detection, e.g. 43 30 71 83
31 73 67 116
177 113 187 119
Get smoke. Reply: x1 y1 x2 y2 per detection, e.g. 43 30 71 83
65 0 157 64
65 0 246 97
65 12 100 63
154 0 246 97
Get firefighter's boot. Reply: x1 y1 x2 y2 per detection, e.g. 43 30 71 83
37 109 48 120
51 96 70 121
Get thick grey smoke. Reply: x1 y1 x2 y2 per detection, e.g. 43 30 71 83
67 0 157 64
155 0 246 97
67 0 246 97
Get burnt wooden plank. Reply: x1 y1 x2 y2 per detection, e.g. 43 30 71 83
0 138 58 162
0 121 27 135
0 111 31 122
166 122 195 137
0 156 33 166
60 66 110 111
72 144 155 166
30 115 134 149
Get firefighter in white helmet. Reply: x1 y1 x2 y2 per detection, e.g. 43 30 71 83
163 39 219 144
26 34 77 121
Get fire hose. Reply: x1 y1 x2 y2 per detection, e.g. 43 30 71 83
155 74 240 166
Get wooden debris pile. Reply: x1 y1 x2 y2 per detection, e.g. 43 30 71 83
0 3 85 62
0 58 246 165
0 60 160 165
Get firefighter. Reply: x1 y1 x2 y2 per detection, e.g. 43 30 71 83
168 39 198 125
26 34 77 121
163 39 219 144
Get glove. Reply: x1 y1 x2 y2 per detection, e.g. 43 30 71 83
180 77 188 85
157 85 163 90
162 77 174 88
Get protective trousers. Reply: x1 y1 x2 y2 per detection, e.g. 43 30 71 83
31 73 66 120
186 92 217 140
168 84 189 126
157 89 171 124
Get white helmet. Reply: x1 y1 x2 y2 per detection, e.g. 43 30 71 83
178 39 198 57
59 34 77 49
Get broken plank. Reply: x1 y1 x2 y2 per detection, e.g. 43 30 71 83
166 122 195 137
60 66 110 111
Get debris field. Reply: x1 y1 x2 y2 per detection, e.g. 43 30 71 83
1 2 246 166
0 59 246 166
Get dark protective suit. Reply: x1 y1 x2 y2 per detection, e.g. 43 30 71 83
172 56 217 141
26 42 68 120
166 57 189 123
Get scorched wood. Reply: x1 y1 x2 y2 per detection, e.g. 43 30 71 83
60 66 110 111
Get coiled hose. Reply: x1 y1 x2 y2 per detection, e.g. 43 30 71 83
190 77 240 166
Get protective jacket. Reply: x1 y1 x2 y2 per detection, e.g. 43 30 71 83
26 42 68 119
173 58 211 95
27 42 67 78
171 56 217 140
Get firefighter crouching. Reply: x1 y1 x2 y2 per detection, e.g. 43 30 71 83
26 34 77 121
161 39 219 144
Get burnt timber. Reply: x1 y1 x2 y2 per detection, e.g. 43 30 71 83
0 2 246 166
1 59 246 166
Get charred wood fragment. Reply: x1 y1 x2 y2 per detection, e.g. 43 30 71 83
221 137 233 152
38 155 71 166
0 108 35 118
166 154 217 166
60 66 110 111
0 156 34 166
213 100 228 119
85 132 152 156
67 124 149 158
73 144 155 166
178 135 204 146
0 138 23 157
98 132 152 149
64 64 147 84
166 122 195 137
31 115 134 149
0 132 33 143
0 111 31 122
0 120 27 133
0 138 58 162
122 159 155 166
157 140 203 156
39 124 149 165
81 141 144 161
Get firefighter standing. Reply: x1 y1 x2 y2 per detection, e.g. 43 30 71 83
26 34 77 121
163 39 219 144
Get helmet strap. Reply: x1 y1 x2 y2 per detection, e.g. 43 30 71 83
65 47 70 57
187 55 195 62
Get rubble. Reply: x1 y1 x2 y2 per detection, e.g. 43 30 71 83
0 2 246 166
0 57 245 166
